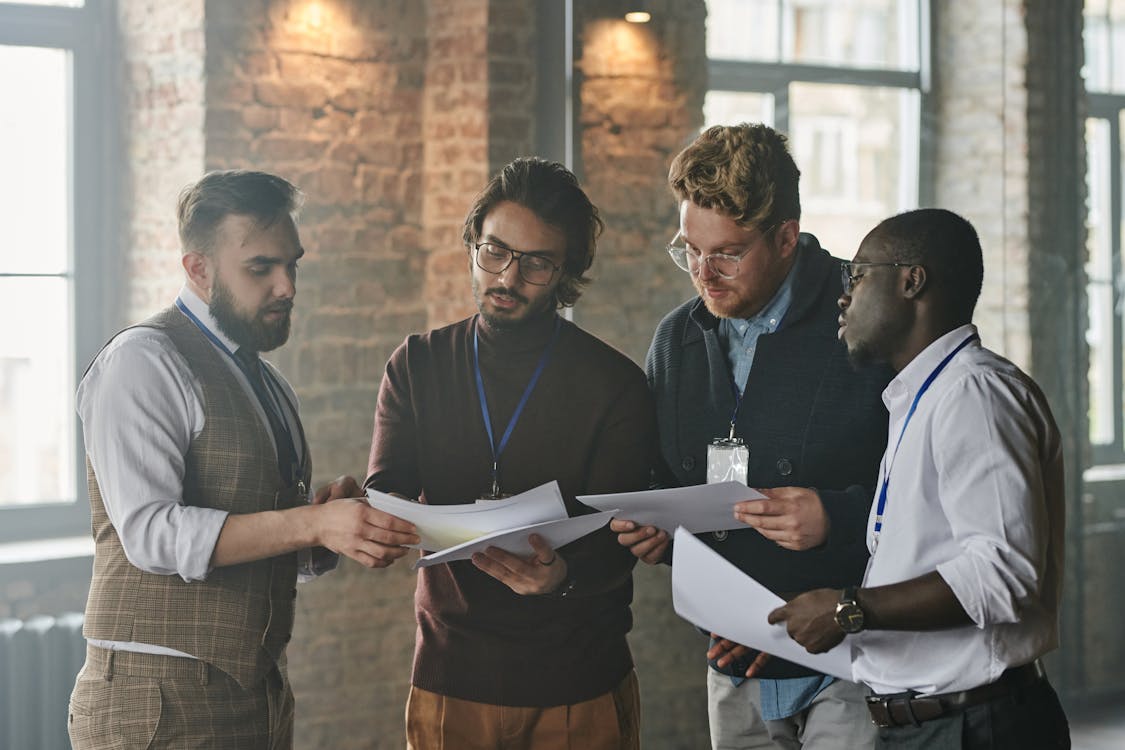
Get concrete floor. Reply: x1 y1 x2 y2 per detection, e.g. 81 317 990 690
1069 696 1125 750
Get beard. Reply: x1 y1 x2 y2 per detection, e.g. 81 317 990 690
209 276 292 352
471 274 554 331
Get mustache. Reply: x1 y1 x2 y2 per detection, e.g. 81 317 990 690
262 300 294 315
486 286 529 304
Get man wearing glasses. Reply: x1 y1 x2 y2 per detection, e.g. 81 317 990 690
365 157 656 749
612 123 891 748
770 208 1069 749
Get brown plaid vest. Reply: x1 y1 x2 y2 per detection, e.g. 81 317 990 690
82 306 311 688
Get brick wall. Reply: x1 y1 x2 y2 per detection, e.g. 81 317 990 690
574 0 708 367
932 0 1032 369
118 0 207 322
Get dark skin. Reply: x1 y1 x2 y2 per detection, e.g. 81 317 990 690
765 232 974 659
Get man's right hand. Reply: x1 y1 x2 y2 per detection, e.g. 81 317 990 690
610 518 669 564
312 499 419 569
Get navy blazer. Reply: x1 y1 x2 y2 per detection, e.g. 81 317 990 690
646 234 892 678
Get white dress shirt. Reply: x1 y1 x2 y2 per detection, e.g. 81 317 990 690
851 325 1065 696
78 286 327 657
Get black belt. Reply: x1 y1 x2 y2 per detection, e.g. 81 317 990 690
866 660 1048 728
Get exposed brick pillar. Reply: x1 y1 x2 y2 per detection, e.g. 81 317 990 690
572 3 712 746
573 0 707 367
421 0 537 330
118 0 206 321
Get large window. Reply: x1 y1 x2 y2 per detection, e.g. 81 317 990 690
0 0 112 542
703 0 926 257
1084 0 1125 466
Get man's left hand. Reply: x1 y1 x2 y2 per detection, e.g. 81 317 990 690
768 588 845 653
313 475 362 505
471 533 568 595
733 487 829 550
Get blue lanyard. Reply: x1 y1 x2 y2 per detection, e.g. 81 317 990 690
473 315 562 498
873 333 979 538
174 298 302 473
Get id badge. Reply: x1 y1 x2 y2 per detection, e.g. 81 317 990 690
707 438 749 485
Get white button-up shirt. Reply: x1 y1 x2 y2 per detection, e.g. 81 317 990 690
851 325 1065 696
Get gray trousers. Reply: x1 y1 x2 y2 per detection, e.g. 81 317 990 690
707 668 876 750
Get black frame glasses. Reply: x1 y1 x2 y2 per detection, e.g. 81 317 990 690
840 261 916 295
472 242 562 286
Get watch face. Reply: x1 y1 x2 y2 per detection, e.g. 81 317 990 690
835 604 864 634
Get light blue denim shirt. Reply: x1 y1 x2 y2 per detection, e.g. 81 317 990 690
716 250 834 720
717 249 801 396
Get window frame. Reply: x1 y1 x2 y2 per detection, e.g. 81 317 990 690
1086 93 1125 467
704 0 934 208
0 0 115 544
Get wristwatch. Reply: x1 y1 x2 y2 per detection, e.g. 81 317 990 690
834 586 865 634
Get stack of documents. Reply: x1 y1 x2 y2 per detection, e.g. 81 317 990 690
579 481 763 534
364 481 618 569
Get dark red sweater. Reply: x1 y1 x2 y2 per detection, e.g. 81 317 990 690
365 312 657 707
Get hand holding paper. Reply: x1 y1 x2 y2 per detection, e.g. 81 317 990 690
670 527 853 681
581 481 764 534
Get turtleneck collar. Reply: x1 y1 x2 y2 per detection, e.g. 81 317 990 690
473 309 562 353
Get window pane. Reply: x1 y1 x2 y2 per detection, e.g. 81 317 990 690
703 91 775 129
1086 118 1115 446
782 0 918 71
0 45 70 275
788 82 918 257
0 277 74 506
706 0 779 62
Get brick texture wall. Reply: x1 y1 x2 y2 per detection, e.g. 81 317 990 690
118 0 207 321
574 0 708 367
932 0 1032 370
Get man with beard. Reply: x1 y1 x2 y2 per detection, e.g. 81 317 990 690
612 123 890 749
70 170 418 749
365 157 656 749
769 209 1069 749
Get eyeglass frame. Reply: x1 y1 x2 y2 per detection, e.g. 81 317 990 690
471 242 564 286
665 222 783 280
840 261 917 295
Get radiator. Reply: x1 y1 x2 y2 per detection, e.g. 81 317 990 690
0 612 85 750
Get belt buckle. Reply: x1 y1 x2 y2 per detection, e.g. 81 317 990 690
866 695 896 728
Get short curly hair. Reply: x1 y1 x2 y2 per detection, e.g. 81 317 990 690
462 157 602 308
668 123 801 230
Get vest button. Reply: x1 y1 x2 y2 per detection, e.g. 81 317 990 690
713 530 728 542
776 458 793 476
682 456 695 471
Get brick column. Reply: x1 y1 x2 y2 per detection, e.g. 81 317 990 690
573 0 707 367
118 0 206 321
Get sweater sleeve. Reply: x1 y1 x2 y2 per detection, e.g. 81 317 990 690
557 370 657 597
364 338 422 498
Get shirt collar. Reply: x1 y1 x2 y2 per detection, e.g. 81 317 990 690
176 284 244 356
883 323 980 409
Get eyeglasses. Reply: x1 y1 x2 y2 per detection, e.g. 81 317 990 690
666 225 777 280
840 261 916 295
472 242 562 286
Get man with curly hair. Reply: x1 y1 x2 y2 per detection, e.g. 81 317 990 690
613 123 891 748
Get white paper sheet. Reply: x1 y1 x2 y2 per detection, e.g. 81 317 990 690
670 527 854 681
413 510 618 569
365 481 568 551
578 481 764 534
